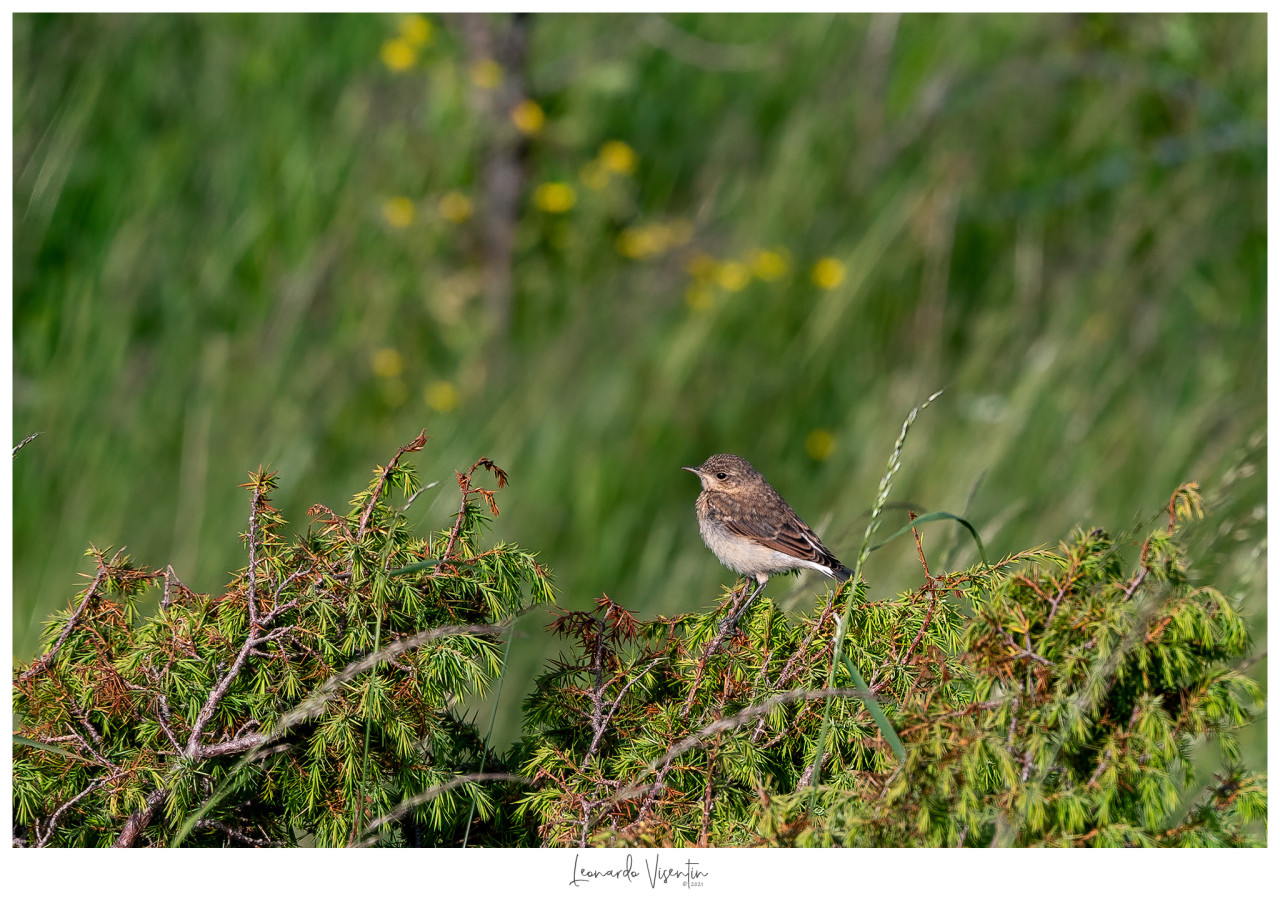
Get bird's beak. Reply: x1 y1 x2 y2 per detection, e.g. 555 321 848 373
682 465 701 475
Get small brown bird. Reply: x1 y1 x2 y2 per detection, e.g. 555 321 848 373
684 453 851 625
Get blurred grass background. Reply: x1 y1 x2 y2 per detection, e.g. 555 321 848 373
13 14 1265 757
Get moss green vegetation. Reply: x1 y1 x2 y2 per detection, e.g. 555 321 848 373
13 447 1263 846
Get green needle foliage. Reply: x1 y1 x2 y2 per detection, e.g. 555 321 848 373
515 579 970 847
13 435 554 847
514 489 1262 847
12 439 1263 847
755 490 1265 847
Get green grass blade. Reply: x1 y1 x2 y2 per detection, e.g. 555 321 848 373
840 653 905 763
871 510 990 568
13 734 81 759
389 559 442 576
807 389 941 808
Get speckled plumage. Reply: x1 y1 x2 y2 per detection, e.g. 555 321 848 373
683 453 851 585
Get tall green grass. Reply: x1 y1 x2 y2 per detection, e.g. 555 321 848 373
13 14 1265 763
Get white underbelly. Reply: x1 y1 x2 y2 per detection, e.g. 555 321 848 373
699 517 832 579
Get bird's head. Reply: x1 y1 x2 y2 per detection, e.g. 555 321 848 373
682 453 763 496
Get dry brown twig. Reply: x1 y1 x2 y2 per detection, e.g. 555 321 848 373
19 546 125 685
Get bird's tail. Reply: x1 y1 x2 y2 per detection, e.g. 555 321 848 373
832 563 854 584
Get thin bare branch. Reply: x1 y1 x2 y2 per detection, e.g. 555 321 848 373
35 772 128 847
588 657 666 759
195 818 286 847
601 686 875 832
357 430 429 541
18 548 123 684
114 788 168 847
354 772 529 846
244 622 508 763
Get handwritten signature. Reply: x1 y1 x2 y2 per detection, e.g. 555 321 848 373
569 853 708 888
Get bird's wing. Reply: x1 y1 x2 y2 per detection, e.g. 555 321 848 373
724 505 844 571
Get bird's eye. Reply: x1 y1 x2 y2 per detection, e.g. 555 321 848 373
715 472 728 480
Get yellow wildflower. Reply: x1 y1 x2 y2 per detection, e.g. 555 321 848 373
425 380 461 413
599 140 637 175
371 348 404 379
380 38 416 72
382 196 415 228
470 58 503 89
812 257 846 290
400 14 433 47
805 429 836 461
715 261 750 292
533 182 577 213
749 247 789 281
510 99 545 135
617 227 658 259
438 191 473 223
